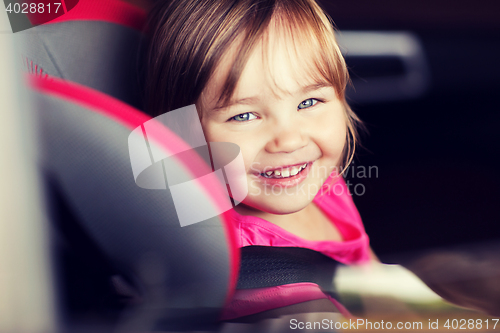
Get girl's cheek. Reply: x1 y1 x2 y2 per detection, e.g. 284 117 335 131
201 121 224 143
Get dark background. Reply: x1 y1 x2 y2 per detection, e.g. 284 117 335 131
319 0 500 261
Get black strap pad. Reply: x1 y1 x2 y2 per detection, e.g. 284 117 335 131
237 246 339 295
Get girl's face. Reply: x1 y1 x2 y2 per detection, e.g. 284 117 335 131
198 34 347 216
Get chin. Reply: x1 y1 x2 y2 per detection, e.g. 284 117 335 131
244 196 312 215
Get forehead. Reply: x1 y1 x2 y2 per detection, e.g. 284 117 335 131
201 17 333 109
256 24 329 96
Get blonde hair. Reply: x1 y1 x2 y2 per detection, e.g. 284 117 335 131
146 0 361 170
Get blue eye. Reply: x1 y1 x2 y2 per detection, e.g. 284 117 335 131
298 98 318 109
230 112 257 122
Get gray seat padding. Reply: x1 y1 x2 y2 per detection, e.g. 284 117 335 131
32 84 234 331
21 20 145 109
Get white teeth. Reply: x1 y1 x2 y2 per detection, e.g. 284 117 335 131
262 163 308 178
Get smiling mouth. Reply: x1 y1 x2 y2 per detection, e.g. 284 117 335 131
260 163 309 179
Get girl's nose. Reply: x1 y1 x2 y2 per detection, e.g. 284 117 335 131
264 118 308 154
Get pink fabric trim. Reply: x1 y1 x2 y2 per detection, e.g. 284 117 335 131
28 75 240 306
27 0 147 31
60 0 69 13
221 283 328 320
326 294 353 319
221 282 355 320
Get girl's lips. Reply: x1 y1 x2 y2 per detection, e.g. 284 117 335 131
255 162 313 188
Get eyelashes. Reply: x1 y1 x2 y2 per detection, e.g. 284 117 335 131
298 98 319 110
227 98 323 122
230 112 258 122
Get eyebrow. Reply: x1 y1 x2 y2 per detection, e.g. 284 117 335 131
210 82 333 113
210 96 260 114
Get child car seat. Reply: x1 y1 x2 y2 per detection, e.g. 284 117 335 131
21 0 347 329
21 0 145 109
20 0 239 331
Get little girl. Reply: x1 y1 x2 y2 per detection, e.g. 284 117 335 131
146 0 373 320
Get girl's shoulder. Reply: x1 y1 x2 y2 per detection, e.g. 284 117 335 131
228 175 371 264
